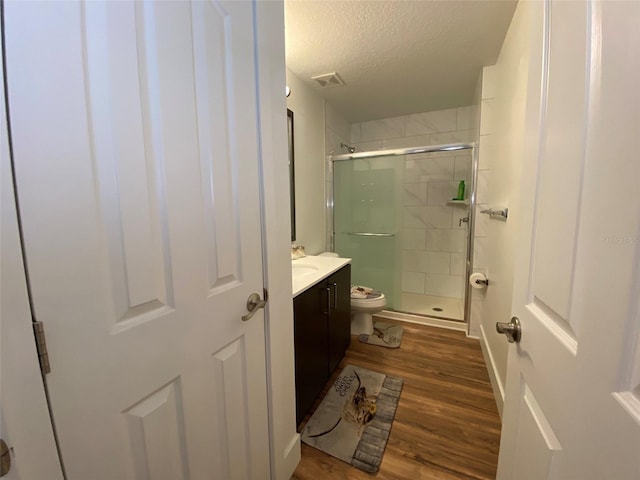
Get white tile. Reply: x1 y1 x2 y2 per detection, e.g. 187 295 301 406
456 106 472 130
453 209 470 231
404 157 455 183
403 250 451 274
325 128 347 156
352 140 384 152
425 229 466 253
429 130 474 145
450 252 465 276
405 109 457 136
403 183 428 206
468 104 480 132
402 228 426 250
427 181 457 205
476 169 491 204
480 98 496 135
402 271 426 294
383 134 431 150
360 116 405 142
403 206 452 228
454 155 471 182
482 65 497 99
424 274 464 298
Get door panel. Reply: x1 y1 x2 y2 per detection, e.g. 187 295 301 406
5 1 269 478
84 1 174 330
510 380 562 480
498 1 640 478
123 380 189 480
532 1 588 328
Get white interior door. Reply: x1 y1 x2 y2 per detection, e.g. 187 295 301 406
0 24 63 479
497 1 640 478
4 1 270 478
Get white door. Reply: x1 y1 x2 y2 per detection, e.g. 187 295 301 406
0 26 63 479
4 1 270 478
497 1 640 478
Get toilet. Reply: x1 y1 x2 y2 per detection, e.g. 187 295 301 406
350 286 386 336
317 253 387 336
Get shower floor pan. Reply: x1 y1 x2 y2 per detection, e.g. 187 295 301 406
395 293 464 322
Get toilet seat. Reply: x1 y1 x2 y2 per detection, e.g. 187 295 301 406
351 293 386 310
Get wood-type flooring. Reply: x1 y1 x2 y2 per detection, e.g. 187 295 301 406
292 319 502 480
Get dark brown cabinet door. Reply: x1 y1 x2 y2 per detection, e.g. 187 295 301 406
327 264 351 375
293 283 329 426
293 264 351 427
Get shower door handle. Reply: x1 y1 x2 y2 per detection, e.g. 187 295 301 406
459 217 469 227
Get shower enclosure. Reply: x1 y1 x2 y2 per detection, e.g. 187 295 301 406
329 143 477 327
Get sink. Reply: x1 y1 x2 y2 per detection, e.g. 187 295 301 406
292 264 319 279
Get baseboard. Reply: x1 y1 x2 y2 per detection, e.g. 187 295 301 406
479 323 505 418
379 309 467 332
277 433 300 480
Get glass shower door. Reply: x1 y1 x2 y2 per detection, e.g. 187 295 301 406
333 157 403 309
333 148 472 322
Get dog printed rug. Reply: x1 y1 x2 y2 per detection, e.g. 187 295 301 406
300 365 403 473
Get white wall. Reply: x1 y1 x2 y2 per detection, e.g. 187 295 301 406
286 69 326 254
475 0 536 416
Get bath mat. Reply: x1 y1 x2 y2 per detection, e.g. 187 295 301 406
300 364 403 474
359 321 404 348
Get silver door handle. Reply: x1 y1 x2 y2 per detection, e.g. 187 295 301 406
331 282 338 309
242 292 267 321
496 317 521 343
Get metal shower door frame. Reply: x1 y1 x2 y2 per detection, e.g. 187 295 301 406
327 142 478 336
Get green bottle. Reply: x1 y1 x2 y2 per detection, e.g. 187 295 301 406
456 180 465 200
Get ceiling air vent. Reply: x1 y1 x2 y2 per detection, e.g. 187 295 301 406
311 72 345 88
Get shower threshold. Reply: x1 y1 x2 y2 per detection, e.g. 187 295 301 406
395 293 464 322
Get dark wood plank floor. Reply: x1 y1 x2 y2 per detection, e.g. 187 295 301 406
292 318 502 480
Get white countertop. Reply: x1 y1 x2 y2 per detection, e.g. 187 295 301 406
292 255 351 297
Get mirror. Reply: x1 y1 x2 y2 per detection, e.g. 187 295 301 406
287 109 296 241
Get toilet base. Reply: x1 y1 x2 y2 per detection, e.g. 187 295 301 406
351 311 374 336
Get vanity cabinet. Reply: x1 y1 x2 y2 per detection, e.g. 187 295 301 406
293 264 351 426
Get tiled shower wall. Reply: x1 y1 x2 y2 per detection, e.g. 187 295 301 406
350 107 476 300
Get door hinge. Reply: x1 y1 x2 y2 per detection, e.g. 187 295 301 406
33 321 51 375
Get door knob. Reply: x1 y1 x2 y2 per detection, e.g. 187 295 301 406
496 316 521 343
242 292 267 321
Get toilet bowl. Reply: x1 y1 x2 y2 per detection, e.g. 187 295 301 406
350 288 386 335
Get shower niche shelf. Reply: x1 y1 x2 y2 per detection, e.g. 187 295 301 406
447 199 469 206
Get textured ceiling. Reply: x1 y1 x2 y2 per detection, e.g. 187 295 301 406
285 0 517 122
